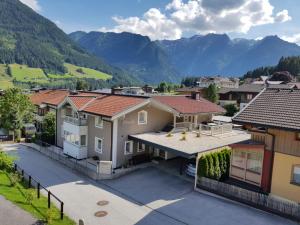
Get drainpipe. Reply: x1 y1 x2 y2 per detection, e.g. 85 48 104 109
266 129 276 193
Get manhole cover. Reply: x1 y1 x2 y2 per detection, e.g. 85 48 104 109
97 200 109 206
94 211 108 217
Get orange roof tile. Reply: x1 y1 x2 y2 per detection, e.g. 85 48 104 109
82 95 147 117
30 90 69 106
153 95 225 114
68 96 99 110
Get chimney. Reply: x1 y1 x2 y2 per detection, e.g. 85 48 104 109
192 91 201 100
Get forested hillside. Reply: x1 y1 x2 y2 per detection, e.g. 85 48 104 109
0 0 138 88
243 56 300 80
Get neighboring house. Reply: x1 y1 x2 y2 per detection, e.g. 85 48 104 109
30 89 69 134
219 84 264 109
232 88 300 203
175 87 205 96
30 90 250 172
196 77 239 89
219 83 298 109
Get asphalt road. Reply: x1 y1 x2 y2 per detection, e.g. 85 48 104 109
2 144 298 225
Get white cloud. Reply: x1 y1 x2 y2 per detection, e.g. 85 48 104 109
101 0 291 40
99 8 182 40
281 33 300 45
275 10 291 23
20 0 41 11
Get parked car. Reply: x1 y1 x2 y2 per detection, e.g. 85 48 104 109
22 123 36 137
186 159 196 177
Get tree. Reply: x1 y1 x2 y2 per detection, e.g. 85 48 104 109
224 104 238 117
156 82 167 93
207 154 215 178
42 111 56 144
0 88 34 140
212 153 221 180
198 155 209 178
204 84 219 103
76 79 89 90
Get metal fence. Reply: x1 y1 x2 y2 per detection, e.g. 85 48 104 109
197 177 300 222
14 163 64 220
31 141 100 180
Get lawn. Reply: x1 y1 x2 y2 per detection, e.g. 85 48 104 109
9 64 49 84
64 63 112 80
0 171 75 225
0 64 14 89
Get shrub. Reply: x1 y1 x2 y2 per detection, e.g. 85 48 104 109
0 151 15 172
46 208 56 224
207 154 214 178
223 149 231 178
218 152 226 179
25 189 35 205
180 133 187 141
212 153 221 180
198 155 209 177
9 172 21 187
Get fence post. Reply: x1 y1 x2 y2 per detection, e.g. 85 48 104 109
21 170 24 182
28 176 31 188
14 164 17 172
37 183 40 198
60 202 64 220
48 191 51 208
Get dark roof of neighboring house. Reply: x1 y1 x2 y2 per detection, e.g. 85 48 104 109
82 95 147 117
229 84 265 93
233 88 300 131
153 95 225 115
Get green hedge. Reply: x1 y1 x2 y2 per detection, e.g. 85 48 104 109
198 149 231 181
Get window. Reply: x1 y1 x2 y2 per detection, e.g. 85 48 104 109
80 135 87 146
95 116 103 128
296 133 300 141
291 165 300 185
246 152 263 174
246 94 253 100
138 110 147 125
124 141 133 155
231 150 246 168
137 142 145 152
95 137 103 153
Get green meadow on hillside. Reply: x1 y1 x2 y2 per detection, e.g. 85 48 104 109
9 64 48 84
0 64 13 89
0 63 113 88
64 63 112 80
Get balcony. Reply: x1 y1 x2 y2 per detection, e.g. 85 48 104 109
63 141 87 159
64 116 87 126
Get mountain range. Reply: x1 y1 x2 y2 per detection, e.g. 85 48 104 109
70 31 300 83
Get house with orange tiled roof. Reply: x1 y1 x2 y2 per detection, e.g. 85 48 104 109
42 90 248 171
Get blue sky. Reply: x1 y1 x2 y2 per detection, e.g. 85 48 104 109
20 0 300 43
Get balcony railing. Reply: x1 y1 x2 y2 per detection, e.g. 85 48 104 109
200 123 233 136
64 116 87 126
173 122 233 135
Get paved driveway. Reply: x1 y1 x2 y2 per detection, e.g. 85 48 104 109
2 144 298 225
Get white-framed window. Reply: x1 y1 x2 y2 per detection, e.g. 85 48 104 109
291 165 300 185
246 94 253 100
138 110 147 125
124 141 133 155
80 135 87 146
95 116 104 128
137 142 145 152
95 137 103 153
